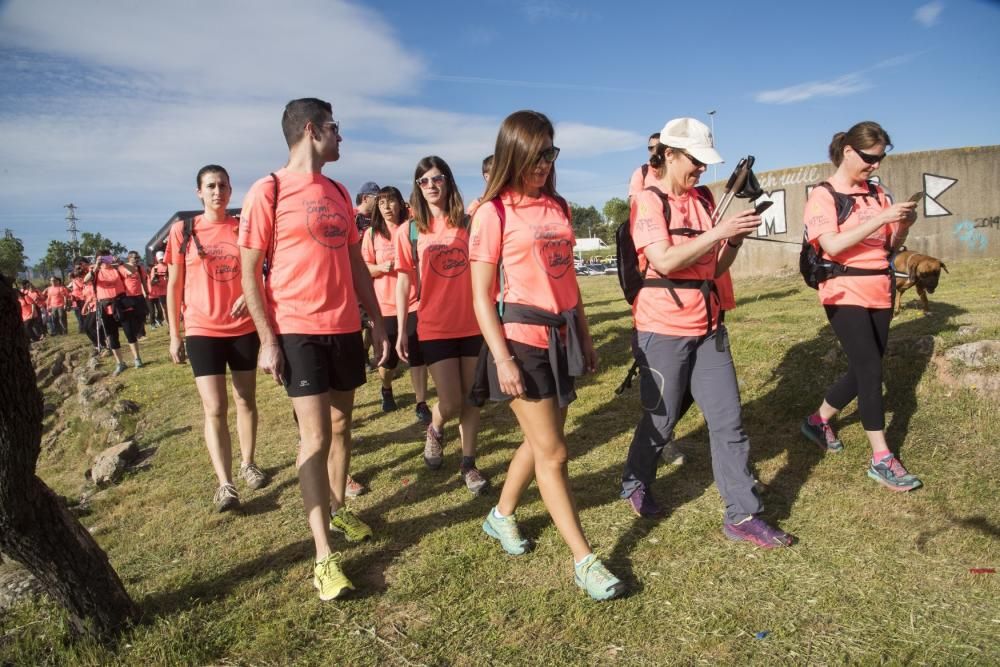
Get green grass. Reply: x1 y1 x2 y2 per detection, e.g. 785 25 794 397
3 260 998 666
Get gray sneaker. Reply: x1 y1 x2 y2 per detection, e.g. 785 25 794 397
461 466 489 495
424 424 444 469
112 362 127 376
239 462 270 490
660 442 686 466
134 357 144 369
213 483 240 512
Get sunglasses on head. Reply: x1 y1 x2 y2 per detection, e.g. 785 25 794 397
416 174 447 188
851 145 890 165
537 146 560 164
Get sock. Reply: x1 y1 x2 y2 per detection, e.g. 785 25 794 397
416 401 427 409
873 450 892 465
381 386 393 395
492 506 509 519
461 455 476 471
574 553 594 568
808 413 828 426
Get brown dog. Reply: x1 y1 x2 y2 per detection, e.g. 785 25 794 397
892 249 948 315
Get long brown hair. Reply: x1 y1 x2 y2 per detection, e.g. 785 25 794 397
480 110 567 217
410 156 465 233
829 121 892 166
371 186 406 240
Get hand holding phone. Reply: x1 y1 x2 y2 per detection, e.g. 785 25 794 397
754 200 773 215
906 191 924 204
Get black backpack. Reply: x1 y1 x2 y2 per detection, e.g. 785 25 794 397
799 180 891 289
178 217 206 258
615 184 715 304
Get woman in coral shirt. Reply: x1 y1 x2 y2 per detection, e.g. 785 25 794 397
800 121 920 491
470 109 625 601
619 117 792 549
393 156 486 495
166 164 269 512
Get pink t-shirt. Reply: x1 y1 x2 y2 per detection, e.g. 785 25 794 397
469 192 579 349
631 188 721 336
166 215 256 338
148 262 169 298
628 164 658 198
238 168 361 335
44 286 70 308
804 184 897 308
393 215 479 341
360 224 417 317
122 266 146 297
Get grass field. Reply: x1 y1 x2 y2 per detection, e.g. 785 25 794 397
3 260 998 666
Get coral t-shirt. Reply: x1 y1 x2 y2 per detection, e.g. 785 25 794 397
69 277 86 302
80 290 97 316
238 169 361 335
628 165 658 198
122 266 146 297
18 294 33 321
44 286 70 308
469 192 579 349
148 262 168 298
631 188 721 336
360 225 417 318
166 215 256 338
93 265 128 302
804 184 897 308
25 288 44 308
393 215 479 341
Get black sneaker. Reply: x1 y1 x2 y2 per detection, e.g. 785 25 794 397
415 401 432 425
381 388 398 412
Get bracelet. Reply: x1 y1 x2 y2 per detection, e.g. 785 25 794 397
493 355 516 364
727 239 743 248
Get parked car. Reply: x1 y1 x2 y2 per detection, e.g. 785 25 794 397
575 266 597 276
603 262 618 275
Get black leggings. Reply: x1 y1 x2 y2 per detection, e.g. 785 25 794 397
824 305 892 431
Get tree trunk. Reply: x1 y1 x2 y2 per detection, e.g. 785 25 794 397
0 274 138 637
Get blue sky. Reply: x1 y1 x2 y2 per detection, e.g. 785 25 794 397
2 0 999 264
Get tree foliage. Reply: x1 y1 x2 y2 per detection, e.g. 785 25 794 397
41 240 75 278
0 231 27 279
568 203 603 237
79 232 126 259
602 197 630 228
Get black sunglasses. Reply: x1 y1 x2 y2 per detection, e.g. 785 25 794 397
537 146 560 163
852 145 889 165
681 151 706 169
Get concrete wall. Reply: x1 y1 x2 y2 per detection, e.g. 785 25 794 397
707 145 1000 277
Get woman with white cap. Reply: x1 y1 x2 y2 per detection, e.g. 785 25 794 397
619 117 794 549
148 249 169 327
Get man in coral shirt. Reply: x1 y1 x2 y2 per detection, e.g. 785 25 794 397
147 251 169 327
239 97 388 601
43 276 71 335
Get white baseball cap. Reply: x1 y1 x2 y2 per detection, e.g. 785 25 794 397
155 250 165 260
659 117 724 165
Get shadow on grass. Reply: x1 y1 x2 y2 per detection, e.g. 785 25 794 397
144 425 192 447
735 287 800 308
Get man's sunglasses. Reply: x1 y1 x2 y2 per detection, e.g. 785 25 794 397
852 146 890 165
320 120 340 135
416 174 447 188
537 146 560 163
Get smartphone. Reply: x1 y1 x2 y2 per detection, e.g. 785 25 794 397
753 200 773 215
100 255 115 264
906 191 924 204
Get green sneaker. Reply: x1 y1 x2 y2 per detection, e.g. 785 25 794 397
867 453 922 492
482 508 531 555
329 507 373 542
574 554 626 602
313 552 354 601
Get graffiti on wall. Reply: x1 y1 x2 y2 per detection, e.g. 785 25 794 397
974 216 999 230
923 174 958 217
753 190 787 237
953 221 988 251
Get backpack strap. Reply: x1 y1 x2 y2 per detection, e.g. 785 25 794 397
179 217 206 257
489 197 507 317
409 220 421 301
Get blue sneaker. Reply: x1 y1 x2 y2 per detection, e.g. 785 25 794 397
867 454 922 492
482 508 530 555
574 554 626 601
800 415 843 452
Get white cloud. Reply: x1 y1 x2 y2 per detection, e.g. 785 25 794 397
755 73 871 104
0 0 641 260
914 1 944 28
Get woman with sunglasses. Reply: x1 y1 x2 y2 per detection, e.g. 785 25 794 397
619 117 794 549
166 164 269 512
362 186 431 420
800 121 921 491
393 156 488 495
469 110 625 601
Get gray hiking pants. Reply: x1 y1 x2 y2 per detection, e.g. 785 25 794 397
620 327 762 524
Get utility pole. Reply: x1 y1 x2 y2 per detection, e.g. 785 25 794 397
64 203 79 256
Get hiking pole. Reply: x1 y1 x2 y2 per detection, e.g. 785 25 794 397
711 156 767 225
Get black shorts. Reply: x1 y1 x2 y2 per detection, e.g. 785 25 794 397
186 332 261 378
487 340 576 405
279 331 366 397
383 312 423 369
420 334 483 366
